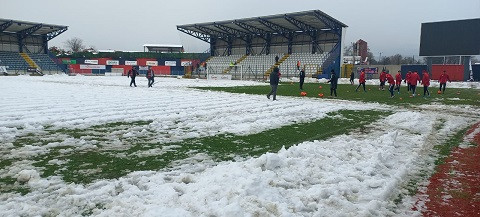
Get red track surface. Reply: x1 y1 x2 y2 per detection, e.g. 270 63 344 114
420 122 480 217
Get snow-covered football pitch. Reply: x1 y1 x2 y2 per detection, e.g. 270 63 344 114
0 75 479 216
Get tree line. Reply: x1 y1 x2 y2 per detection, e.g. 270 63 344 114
49 37 95 56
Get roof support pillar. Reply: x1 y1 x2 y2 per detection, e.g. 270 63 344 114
265 34 271 55
246 35 252 55
43 35 48 54
287 33 293 54
227 36 233 56
17 23 43 53
17 35 23 53
311 32 317 54
210 37 217 56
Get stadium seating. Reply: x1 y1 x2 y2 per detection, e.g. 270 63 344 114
205 54 244 74
238 53 284 77
205 52 329 79
0 51 29 71
28 53 63 72
278 52 328 75
0 51 63 73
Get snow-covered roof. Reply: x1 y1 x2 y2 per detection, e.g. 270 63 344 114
142 44 183 48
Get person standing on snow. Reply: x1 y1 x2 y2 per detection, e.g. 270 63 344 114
299 68 305 90
438 70 451 93
355 69 367 92
379 70 387 91
394 70 402 93
327 69 338 97
421 70 431 97
127 67 139 87
386 72 395 98
267 67 280 101
146 66 155 88
410 70 421 97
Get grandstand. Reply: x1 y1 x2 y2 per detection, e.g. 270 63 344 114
0 51 29 71
177 10 347 80
0 18 67 74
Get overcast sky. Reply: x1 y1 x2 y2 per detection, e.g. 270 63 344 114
1 0 479 58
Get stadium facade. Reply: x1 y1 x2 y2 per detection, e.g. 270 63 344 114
177 10 347 78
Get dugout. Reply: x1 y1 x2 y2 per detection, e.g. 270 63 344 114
177 10 347 76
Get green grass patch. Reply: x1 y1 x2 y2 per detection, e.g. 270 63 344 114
196 83 480 106
433 127 470 166
3 110 388 186
0 177 30 195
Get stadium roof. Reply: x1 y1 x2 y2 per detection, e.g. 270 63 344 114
143 44 183 48
177 10 347 43
0 18 68 41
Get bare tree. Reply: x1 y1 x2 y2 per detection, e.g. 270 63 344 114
367 51 377 64
64 37 85 53
390 54 403 65
401 57 414 64
343 43 354 56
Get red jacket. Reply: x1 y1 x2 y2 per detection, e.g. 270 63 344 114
146 69 154 78
410 72 420 85
439 73 451 83
395 73 402 85
386 74 395 85
359 71 366 83
421 72 430 87
379 71 386 82
405 72 411 84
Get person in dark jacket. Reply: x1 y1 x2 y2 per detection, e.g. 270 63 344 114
299 68 305 90
267 67 280 101
349 71 354 85
127 67 139 87
327 69 338 97
275 55 279 63
146 66 155 87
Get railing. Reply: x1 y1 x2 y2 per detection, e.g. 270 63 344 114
0 66 65 75
202 64 319 80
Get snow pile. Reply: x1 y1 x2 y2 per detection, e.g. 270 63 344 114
16 170 40 183
0 76 477 216
0 111 472 216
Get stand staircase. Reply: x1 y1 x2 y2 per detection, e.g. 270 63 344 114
265 53 289 78
20 53 44 75
223 55 247 73
20 53 39 69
